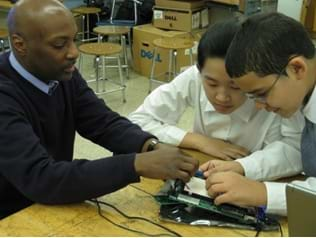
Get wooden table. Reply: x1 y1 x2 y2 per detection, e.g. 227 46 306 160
0 150 288 236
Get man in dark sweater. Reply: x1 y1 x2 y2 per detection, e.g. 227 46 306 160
0 0 199 219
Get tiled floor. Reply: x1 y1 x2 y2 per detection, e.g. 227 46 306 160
74 48 194 160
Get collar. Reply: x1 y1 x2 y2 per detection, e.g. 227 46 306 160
203 93 255 123
9 52 59 95
303 86 316 123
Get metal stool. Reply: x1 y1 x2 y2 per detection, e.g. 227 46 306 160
93 26 131 78
0 29 9 53
149 38 194 92
97 0 140 27
72 6 101 42
78 42 126 102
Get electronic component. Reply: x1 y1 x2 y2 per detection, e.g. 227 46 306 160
154 179 279 231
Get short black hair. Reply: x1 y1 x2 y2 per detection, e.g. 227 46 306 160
197 19 241 71
225 12 315 78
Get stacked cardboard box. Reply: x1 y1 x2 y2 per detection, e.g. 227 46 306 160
132 0 208 77
132 24 206 77
153 0 208 32
302 0 316 38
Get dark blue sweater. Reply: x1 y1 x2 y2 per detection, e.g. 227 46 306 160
0 53 153 218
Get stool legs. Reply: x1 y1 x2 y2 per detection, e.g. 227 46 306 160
78 49 126 102
0 39 5 53
95 56 100 93
127 31 133 60
121 35 129 79
81 13 100 42
167 49 177 82
81 14 86 42
117 57 126 103
148 44 194 93
149 47 157 93
168 49 172 82
97 33 129 79
173 50 177 78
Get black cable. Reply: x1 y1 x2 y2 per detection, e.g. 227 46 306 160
129 184 154 197
92 199 160 236
278 220 283 237
90 199 181 237
253 215 283 237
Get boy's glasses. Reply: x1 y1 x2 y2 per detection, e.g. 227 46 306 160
246 55 298 103
246 72 282 103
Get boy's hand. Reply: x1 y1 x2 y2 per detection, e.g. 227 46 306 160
199 137 250 160
199 160 245 178
205 171 267 207
180 133 249 161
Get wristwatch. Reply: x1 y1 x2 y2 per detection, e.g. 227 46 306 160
147 138 159 151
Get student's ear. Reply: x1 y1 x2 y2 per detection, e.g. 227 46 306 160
11 33 27 56
287 56 307 81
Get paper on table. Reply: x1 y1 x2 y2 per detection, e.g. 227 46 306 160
184 177 212 198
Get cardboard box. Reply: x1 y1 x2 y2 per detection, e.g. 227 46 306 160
153 6 208 32
207 0 239 5
155 0 205 10
132 24 206 78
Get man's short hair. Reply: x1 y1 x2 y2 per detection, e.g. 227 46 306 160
225 12 315 78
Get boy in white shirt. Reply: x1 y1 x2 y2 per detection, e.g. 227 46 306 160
204 12 316 216
129 20 304 185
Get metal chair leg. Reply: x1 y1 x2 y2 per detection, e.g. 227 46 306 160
122 35 129 79
117 56 126 103
95 56 100 93
0 39 4 53
102 56 106 92
149 47 157 93
168 49 173 82
82 14 85 41
173 49 177 78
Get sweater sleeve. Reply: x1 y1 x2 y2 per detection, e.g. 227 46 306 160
0 84 141 205
73 71 154 154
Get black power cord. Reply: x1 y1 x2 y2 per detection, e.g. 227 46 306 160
89 198 181 237
129 184 155 197
254 207 283 237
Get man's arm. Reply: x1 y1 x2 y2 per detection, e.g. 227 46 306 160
0 94 139 204
0 84 199 206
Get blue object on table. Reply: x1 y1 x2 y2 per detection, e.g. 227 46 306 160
195 170 205 179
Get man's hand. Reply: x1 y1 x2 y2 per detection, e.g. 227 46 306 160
199 160 245 177
180 133 250 161
205 171 267 207
135 147 199 183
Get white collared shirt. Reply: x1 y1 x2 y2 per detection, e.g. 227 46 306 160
265 86 316 216
129 65 304 190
